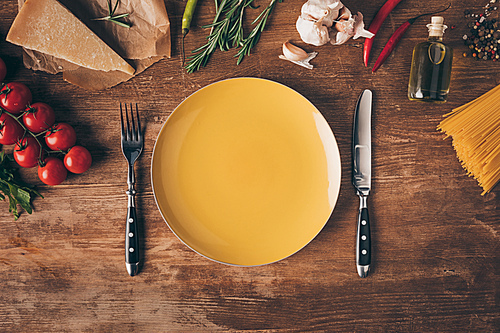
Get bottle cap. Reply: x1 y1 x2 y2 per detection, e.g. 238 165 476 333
427 16 447 37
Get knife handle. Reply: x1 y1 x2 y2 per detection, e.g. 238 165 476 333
356 196 371 277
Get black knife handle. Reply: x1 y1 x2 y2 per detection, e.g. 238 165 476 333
126 206 140 271
357 207 371 265
356 195 371 278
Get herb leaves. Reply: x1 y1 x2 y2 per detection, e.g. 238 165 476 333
93 0 131 28
0 152 42 220
185 0 282 73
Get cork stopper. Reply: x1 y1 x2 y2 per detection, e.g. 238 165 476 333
427 16 447 37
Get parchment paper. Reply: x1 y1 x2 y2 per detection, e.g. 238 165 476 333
18 0 171 90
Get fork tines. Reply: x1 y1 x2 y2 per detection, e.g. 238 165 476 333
120 103 142 141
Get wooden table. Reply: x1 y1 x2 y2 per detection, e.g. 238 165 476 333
1 0 498 331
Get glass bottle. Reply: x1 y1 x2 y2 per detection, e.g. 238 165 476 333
408 16 453 103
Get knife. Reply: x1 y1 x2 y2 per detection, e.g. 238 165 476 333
352 89 372 278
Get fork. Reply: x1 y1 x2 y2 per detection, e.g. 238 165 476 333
120 103 144 276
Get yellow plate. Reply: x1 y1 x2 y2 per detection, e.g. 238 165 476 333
151 78 341 266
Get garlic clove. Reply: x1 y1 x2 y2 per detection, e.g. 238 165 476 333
338 6 351 20
282 41 309 61
279 41 318 69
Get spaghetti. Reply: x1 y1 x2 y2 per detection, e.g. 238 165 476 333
437 84 500 195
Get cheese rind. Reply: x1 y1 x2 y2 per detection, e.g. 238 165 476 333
6 0 135 75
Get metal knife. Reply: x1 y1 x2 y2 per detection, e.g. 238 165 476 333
352 89 372 278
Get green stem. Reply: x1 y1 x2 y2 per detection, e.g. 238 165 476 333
1 108 45 162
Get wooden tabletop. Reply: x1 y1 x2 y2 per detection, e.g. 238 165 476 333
1 0 498 331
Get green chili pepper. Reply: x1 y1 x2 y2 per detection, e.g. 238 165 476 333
181 0 200 66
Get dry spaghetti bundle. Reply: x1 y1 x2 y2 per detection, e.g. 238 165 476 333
437 84 500 195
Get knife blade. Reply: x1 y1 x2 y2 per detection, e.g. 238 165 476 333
352 89 372 278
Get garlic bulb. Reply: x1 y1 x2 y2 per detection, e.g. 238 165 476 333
279 42 318 69
296 15 330 47
296 0 373 46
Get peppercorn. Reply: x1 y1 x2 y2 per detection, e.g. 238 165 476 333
463 8 500 61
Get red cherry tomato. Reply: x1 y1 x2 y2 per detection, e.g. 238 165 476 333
14 136 41 168
0 58 6 83
0 113 24 145
64 146 92 174
38 157 67 186
0 82 32 114
23 102 56 133
45 123 76 151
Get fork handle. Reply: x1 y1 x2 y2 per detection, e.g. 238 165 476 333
125 190 140 276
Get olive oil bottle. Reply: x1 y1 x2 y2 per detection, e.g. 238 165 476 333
408 16 453 103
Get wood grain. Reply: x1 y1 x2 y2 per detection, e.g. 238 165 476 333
0 0 498 331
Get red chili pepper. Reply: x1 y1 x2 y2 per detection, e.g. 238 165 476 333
371 21 411 72
371 4 452 73
363 0 405 67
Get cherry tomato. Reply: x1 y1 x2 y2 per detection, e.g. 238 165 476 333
0 58 6 83
38 157 67 186
23 102 56 133
45 123 76 151
0 113 24 145
0 82 32 114
14 136 41 168
64 146 92 174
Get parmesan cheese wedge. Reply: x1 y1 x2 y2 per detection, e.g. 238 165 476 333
6 0 135 76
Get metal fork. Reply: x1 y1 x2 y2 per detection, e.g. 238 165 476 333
120 103 143 276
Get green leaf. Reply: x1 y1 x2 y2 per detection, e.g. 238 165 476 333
109 19 131 28
112 13 129 20
93 0 131 28
14 187 32 214
0 153 42 219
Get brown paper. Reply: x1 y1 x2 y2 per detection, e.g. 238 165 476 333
18 0 171 90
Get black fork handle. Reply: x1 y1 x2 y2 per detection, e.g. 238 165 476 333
126 204 140 276
125 163 140 276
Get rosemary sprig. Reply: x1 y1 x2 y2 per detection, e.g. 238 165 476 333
92 0 131 28
185 0 281 73
235 0 281 65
